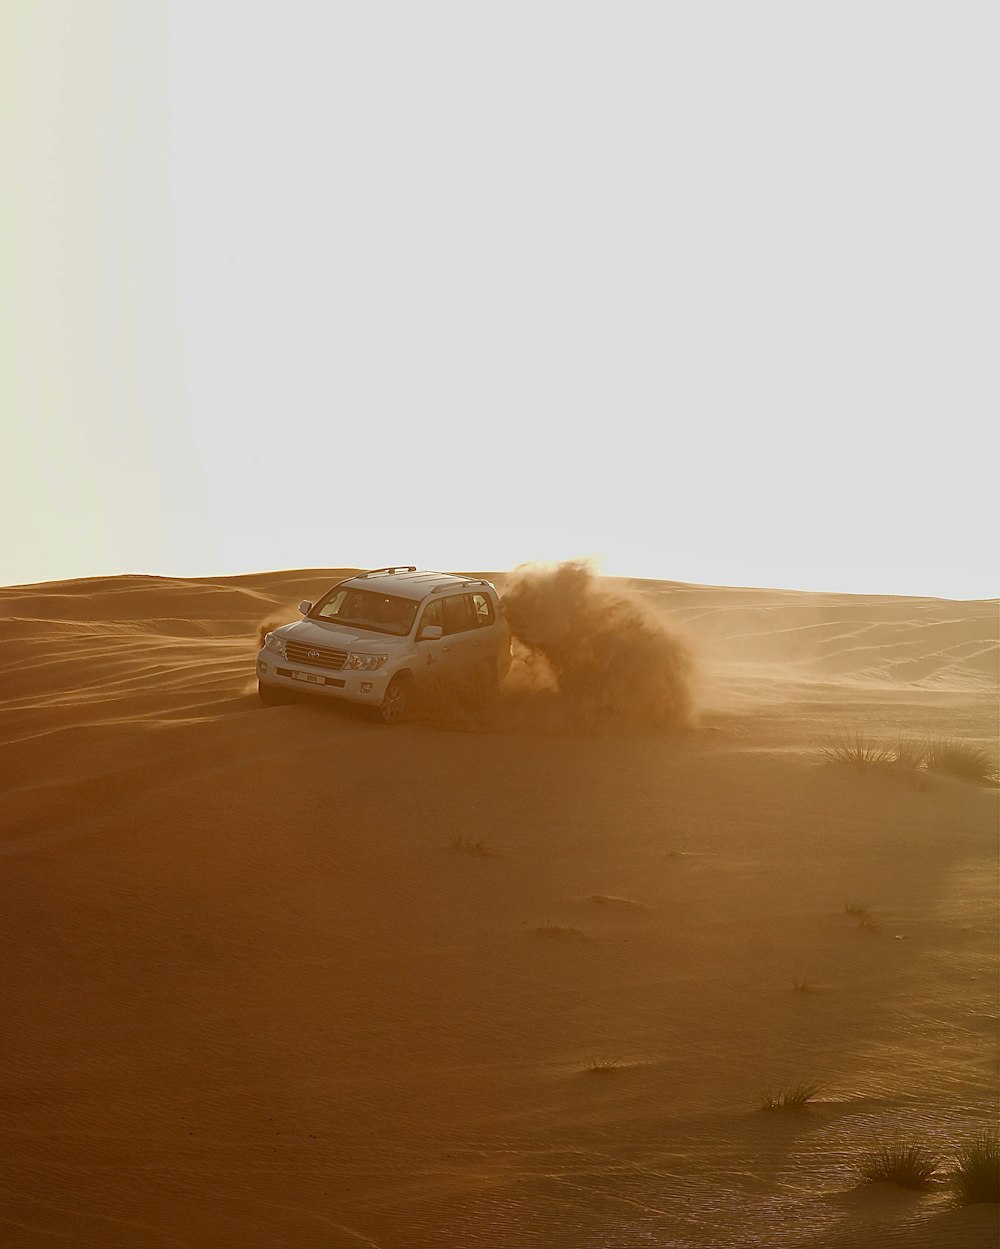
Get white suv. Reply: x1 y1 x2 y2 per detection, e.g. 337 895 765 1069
256 567 512 723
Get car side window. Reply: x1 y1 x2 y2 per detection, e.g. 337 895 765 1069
420 600 443 633
442 594 473 635
470 592 494 627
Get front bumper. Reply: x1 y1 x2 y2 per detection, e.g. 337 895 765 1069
256 649 391 705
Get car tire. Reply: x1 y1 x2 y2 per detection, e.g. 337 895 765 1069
372 674 410 724
472 658 500 710
258 679 293 706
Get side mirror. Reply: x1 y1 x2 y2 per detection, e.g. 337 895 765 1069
298 600 313 615
418 624 443 641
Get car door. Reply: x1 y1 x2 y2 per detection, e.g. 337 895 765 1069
439 593 479 681
467 590 503 675
413 598 448 691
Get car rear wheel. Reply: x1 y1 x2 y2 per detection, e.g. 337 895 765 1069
372 674 410 724
472 659 500 712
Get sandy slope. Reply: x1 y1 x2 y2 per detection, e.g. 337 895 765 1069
0 569 996 1249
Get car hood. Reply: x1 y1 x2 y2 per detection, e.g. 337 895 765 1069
277 618 408 652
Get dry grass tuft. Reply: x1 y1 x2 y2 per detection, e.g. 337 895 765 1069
858 1136 940 1189
533 922 584 939
584 1056 622 1074
924 739 998 783
823 731 895 769
759 1082 821 1111
893 735 927 769
825 728 997 784
452 835 494 856
952 1129 1000 1204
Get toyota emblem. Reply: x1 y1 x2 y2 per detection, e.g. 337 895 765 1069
307 649 319 659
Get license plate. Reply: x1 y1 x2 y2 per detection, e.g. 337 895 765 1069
292 671 323 684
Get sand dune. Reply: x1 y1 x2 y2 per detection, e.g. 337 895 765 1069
1 569 996 1249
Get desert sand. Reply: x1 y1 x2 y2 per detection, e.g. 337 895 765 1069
1 567 996 1249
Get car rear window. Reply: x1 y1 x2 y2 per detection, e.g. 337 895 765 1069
470 592 495 626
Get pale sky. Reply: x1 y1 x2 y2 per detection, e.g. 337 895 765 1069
2 2 996 598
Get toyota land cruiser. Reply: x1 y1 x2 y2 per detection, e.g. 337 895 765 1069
256 567 511 723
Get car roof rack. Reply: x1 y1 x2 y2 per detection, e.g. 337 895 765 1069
355 566 418 578
430 578 491 593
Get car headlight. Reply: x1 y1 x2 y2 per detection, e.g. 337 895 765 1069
345 652 388 671
264 631 287 659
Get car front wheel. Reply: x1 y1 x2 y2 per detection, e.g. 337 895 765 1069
258 679 293 706
373 674 410 724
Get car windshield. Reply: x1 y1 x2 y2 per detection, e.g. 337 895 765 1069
313 587 418 636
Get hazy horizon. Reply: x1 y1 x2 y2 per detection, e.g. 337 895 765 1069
3 2 996 601
5 552 998 603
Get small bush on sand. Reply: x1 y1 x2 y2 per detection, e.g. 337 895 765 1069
825 729 997 783
585 1056 621 1074
859 1136 940 1189
759 1082 821 1111
952 1129 1000 1204
823 732 895 769
893 736 927 769
452 835 494 856
533 922 583 939
844 901 871 917
924 739 998 783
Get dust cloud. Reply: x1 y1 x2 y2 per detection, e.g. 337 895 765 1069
252 567 696 734
257 618 290 649
500 561 696 731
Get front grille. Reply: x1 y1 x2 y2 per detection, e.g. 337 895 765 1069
285 639 348 671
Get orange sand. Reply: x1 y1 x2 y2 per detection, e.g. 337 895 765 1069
1 569 996 1249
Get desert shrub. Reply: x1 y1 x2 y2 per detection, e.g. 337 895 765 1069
844 901 871 916
585 1056 621 1074
892 736 927 769
759 1082 820 1110
824 729 997 782
924 739 998 783
533 922 583 939
823 732 895 769
858 1136 940 1189
452 835 493 856
952 1129 1000 1204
